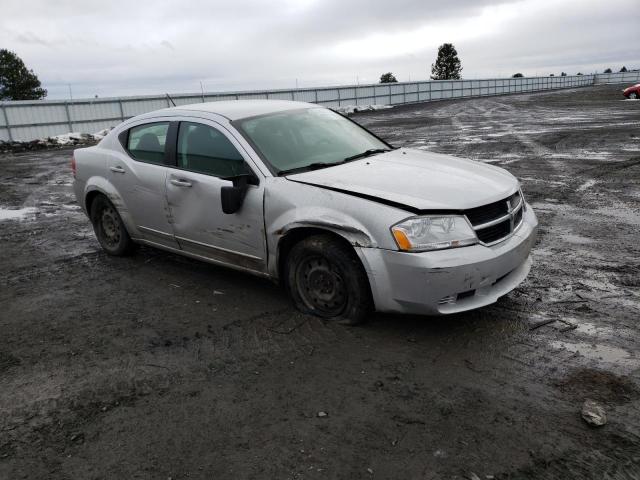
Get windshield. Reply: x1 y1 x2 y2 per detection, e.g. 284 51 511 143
235 108 390 174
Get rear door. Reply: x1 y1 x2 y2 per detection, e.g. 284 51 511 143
165 120 267 273
108 121 179 248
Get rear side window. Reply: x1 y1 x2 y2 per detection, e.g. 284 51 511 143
127 122 169 164
177 122 251 178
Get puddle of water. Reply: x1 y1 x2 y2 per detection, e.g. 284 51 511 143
557 319 621 338
549 340 638 369
0 207 37 221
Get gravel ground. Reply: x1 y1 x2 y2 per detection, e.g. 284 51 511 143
1 84 639 480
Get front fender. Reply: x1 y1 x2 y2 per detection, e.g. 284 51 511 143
264 178 388 278
267 209 376 279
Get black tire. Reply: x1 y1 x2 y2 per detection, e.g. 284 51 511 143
285 234 372 325
90 194 136 256
631 92 639 99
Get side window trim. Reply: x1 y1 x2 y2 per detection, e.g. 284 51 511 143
120 121 171 166
165 121 179 167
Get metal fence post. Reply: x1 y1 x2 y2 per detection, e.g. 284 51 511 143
337 88 341 107
314 89 318 104
1 104 12 142
64 101 73 133
118 99 125 121
403 83 406 104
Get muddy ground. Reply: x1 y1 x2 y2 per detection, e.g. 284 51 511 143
1 84 639 479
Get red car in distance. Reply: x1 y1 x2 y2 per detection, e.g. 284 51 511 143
623 83 640 99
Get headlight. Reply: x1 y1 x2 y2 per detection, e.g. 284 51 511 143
391 215 478 252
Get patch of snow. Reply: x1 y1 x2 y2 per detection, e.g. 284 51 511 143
48 128 111 146
577 179 597 192
334 104 393 115
0 207 38 221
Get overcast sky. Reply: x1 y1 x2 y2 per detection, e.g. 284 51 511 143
1 0 638 99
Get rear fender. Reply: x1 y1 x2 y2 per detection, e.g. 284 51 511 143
83 176 141 238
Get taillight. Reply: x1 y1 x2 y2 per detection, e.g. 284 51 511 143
71 154 77 178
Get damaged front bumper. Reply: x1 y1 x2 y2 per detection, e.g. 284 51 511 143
356 205 538 315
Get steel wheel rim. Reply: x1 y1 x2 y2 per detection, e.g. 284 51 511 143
295 255 347 316
100 206 121 247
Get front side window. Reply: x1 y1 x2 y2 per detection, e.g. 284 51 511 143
127 122 169 164
235 107 389 174
177 122 251 178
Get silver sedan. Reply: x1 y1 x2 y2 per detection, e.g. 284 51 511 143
73 100 538 324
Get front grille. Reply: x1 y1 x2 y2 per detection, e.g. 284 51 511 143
464 191 523 245
465 199 509 226
476 219 511 243
513 206 523 227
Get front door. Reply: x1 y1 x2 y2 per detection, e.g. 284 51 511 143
165 120 266 273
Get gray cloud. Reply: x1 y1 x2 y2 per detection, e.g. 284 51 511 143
0 0 638 99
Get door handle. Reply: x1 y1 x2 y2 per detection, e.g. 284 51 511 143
109 166 125 174
170 179 192 188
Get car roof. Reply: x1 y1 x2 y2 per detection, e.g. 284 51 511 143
171 99 320 121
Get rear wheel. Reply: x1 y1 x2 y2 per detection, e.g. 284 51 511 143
90 194 136 256
285 234 372 325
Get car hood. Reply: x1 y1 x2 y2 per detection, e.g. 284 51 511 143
286 148 519 211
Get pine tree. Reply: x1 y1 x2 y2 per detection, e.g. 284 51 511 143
0 49 47 101
379 72 398 83
430 43 462 80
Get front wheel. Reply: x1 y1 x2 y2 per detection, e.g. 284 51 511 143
630 92 639 99
285 235 372 325
90 194 136 256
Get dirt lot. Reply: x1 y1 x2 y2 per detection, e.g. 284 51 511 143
1 84 639 479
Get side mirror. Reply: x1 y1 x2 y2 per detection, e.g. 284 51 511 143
220 174 257 214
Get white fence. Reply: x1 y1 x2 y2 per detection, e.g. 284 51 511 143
0 72 636 142
593 71 640 85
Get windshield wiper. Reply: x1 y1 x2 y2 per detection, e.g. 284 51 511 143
342 148 391 162
278 161 346 176
277 149 391 176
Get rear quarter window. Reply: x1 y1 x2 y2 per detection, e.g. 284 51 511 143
126 122 169 164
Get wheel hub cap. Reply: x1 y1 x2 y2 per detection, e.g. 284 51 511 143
101 207 121 247
297 257 347 316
